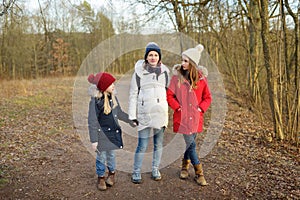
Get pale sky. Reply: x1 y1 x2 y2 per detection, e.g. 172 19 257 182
25 0 174 34
30 0 104 8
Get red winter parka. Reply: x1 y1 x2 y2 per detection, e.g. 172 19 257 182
167 65 212 134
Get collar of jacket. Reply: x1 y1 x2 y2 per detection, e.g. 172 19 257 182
135 59 169 77
172 64 205 80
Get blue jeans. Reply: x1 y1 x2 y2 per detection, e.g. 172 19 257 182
183 133 200 165
133 127 165 173
96 150 115 177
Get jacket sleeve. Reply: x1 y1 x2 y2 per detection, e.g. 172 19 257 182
166 76 181 111
198 79 212 112
88 97 100 143
128 72 139 120
115 97 131 123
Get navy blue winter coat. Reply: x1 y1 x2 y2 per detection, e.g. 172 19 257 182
88 86 131 151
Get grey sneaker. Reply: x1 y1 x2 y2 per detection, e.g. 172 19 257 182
131 172 142 184
151 168 161 181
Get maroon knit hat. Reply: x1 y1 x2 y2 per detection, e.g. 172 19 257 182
87 72 116 92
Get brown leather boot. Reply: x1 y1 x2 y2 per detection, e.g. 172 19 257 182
193 163 208 186
179 159 190 179
97 176 107 191
106 171 115 187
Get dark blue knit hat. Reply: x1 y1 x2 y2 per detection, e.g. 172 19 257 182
144 42 161 61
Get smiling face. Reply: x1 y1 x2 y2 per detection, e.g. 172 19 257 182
181 55 190 71
146 51 160 66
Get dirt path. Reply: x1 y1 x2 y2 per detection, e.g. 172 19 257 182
0 77 299 199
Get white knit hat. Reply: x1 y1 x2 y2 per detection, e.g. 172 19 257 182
182 44 204 66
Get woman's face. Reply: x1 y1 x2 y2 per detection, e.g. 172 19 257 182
146 51 160 66
181 55 190 70
105 83 115 93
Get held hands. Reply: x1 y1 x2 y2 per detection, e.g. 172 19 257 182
92 142 98 151
130 119 139 127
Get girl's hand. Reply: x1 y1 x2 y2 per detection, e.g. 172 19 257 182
131 119 139 126
92 142 98 151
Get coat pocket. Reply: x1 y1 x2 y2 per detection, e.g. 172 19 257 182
173 109 181 129
137 102 151 126
98 128 123 151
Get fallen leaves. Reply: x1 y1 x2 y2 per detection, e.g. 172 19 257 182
0 77 299 199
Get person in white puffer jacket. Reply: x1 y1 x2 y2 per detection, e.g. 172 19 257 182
128 42 170 184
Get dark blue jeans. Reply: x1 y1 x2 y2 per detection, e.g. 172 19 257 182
183 133 200 165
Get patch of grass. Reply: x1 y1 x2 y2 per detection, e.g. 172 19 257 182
46 128 59 135
12 93 54 109
0 177 9 188
0 168 9 188
0 118 5 127
0 77 74 99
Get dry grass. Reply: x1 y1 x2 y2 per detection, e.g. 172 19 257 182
0 76 75 99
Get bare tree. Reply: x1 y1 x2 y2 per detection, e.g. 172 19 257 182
243 0 263 112
283 0 299 143
0 0 298 146
259 0 284 140
0 0 15 16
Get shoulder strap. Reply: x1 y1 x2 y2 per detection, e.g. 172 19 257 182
163 71 168 89
136 73 141 95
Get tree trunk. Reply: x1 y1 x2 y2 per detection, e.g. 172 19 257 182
279 0 291 140
248 0 262 112
284 0 299 143
259 0 284 140
0 14 7 78
170 0 186 33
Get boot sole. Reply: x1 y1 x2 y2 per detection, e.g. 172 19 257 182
106 182 114 187
131 178 142 184
179 173 190 179
179 176 189 179
151 176 162 181
194 178 208 186
97 186 107 191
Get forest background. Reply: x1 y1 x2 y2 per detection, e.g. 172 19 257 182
1 0 299 145
0 0 299 199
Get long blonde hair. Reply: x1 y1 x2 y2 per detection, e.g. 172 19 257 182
103 91 118 115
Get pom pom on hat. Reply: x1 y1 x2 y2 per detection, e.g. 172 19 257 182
182 44 204 66
87 74 95 83
144 42 161 61
87 72 116 92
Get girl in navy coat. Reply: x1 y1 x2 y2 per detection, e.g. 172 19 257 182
88 72 136 191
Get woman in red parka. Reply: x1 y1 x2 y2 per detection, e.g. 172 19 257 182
167 44 212 186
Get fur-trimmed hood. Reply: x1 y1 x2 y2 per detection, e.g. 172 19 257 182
172 64 208 79
128 59 170 130
88 85 117 98
88 85 103 98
